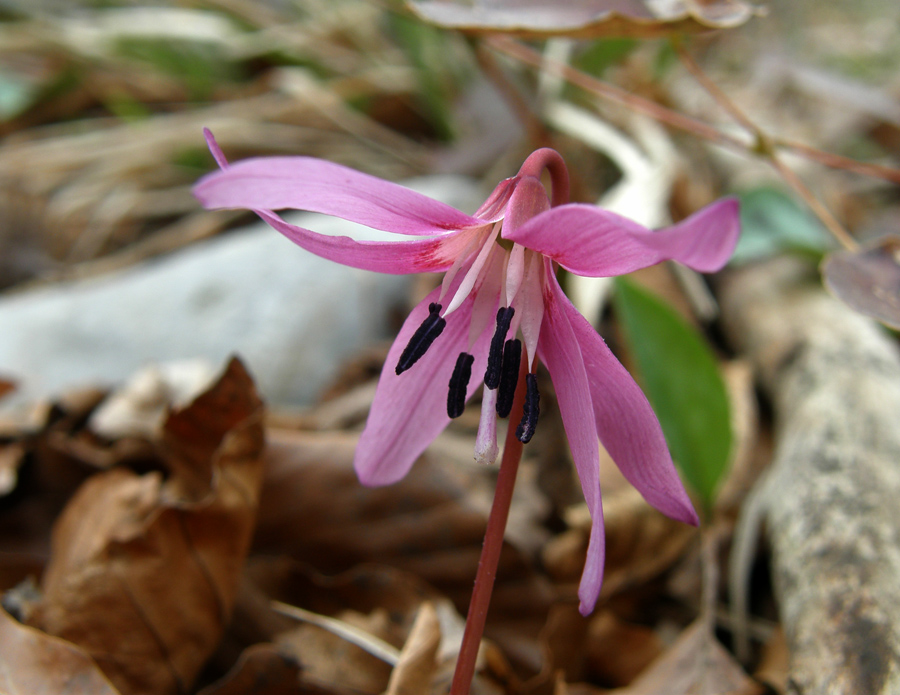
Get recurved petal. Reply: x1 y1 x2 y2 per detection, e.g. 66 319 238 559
355 283 494 486
537 270 605 615
504 198 740 276
255 210 463 274
557 279 699 526
193 153 484 237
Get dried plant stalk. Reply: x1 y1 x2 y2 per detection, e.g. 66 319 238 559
720 258 900 694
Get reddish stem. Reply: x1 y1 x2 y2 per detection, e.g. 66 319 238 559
518 148 570 207
450 366 528 695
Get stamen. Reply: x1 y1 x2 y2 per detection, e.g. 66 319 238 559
396 302 445 375
484 306 515 390
496 339 521 418
447 352 474 418
515 373 540 443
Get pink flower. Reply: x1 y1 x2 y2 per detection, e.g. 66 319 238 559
193 130 740 614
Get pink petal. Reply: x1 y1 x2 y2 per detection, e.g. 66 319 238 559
256 210 463 274
536 269 605 615
194 156 484 236
355 282 494 486
504 198 740 276
557 278 699 526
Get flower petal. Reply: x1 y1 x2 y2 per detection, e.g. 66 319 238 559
255 209 464 274
504 198 740 276
557 279 699 526
355 281 494 485
537 268 605 615
194 155 484 236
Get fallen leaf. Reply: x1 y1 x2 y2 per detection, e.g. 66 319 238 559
254 429 554 624
610 620 761 694
385 602 442 695
0 606 121 695
407 0 756 39
822 236 900 329
196 643 304 695
276 610 395 695
0 443 24 497
0 378 15 400
89 360 219 441
542 485 696 602
29 358 265 695
586 611 664 686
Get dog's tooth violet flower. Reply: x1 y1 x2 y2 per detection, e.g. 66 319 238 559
193 130 740 615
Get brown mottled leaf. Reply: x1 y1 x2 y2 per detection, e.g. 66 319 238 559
0 606 121 695
822 236 900 329
407 0 756 39
611 620 761 694
255 429 554 621
29 358 265 695
385 602 441 695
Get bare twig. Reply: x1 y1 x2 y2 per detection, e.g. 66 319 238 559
489 36 896 253
675 43 860 252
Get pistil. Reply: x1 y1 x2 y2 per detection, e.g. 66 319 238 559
516 373 540 443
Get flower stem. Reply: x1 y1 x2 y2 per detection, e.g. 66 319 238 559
450 365 528 695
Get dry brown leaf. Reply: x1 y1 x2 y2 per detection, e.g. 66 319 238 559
542 485 696 603
385 602 442 695
0 606 122 695
277 611 395 695
196 643 305 695
586 611 664 687
753 626 788 695
0 378 15 401
254 429 554 626
610 620 761 695
29 358 265 695
407 0 756 39
822 236 900 330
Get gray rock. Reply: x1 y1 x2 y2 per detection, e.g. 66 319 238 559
0 175 482 408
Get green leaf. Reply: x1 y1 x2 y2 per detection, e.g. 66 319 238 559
574 38 637 77
731 187 832 264
612 277 732 511
388 13 466 141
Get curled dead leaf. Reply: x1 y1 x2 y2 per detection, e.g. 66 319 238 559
0 606 121 695
385 602 442 695
611 620 760 694
29 358 265 695
407 0 757 39
822 236 900 330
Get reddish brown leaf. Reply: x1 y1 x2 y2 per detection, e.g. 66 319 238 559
822 236 900 329
29 358 265 695
610 620 761 694
0 378 15 401
407 0 756 39
254 428 554 622
0 606 121 695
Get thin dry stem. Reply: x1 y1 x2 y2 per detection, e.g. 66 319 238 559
676 44 859 252
490 36 895 253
